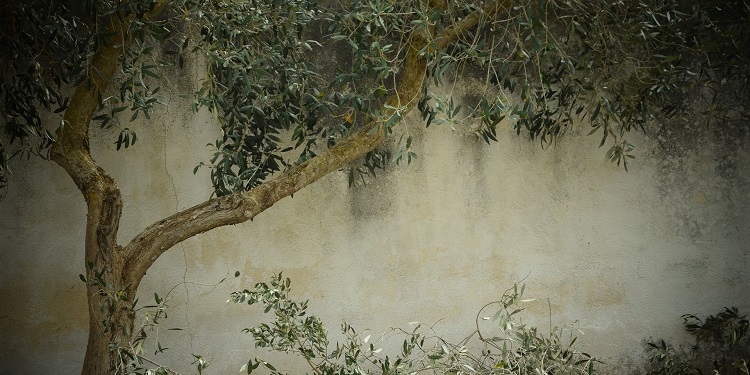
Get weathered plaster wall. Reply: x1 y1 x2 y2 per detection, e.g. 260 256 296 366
0 74 748 373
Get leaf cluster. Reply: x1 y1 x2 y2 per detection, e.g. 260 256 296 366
229 273 597 374
426 0 749 169
1 0 748 196
0 0 91 197
190 0 328 195
646 307 749 375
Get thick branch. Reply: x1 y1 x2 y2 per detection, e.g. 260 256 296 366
123 0 515 284
123 31 431 284
50 32 124 202
435 0 513 50
47 0 169 277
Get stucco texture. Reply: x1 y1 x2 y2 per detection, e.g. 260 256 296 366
0 75 748 373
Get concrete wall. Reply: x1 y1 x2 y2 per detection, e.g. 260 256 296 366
1 75 748 373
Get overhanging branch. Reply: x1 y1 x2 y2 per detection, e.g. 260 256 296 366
123 0 515 284
123 31 431 283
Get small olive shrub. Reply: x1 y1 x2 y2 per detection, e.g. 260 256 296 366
228 273 597 374
646 307 749 375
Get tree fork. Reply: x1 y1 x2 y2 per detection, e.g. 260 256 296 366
47 2 168 373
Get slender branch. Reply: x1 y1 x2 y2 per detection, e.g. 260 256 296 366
133 355 181 375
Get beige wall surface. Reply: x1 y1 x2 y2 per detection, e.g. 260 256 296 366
0 82 748 373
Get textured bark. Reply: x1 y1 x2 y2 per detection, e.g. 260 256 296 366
50 36 129 375
45 1 510 373
48 3 166 374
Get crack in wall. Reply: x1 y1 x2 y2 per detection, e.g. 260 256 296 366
162 95 196 356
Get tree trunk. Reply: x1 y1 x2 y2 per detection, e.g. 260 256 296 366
48 32 136 372
81 292 131 374
73 180 134 374
81 277 138 374
45 3 169 372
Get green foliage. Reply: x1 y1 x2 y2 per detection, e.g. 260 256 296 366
646 307 749 375
189 0 327 195
427 0 749 169
81 270 750 375
229 273 597 374
1 0 748 196
0 0 85 198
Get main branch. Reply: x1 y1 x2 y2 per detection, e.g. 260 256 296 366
123 31 425 283
123 0 513 286
50 1 168 200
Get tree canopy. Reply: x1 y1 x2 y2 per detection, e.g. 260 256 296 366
2 0 748 196
0 0 748 373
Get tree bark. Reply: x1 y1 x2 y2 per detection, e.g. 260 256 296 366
48 3 167 374
50 36 130 375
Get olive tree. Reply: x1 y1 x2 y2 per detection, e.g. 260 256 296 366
0 0 747 373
